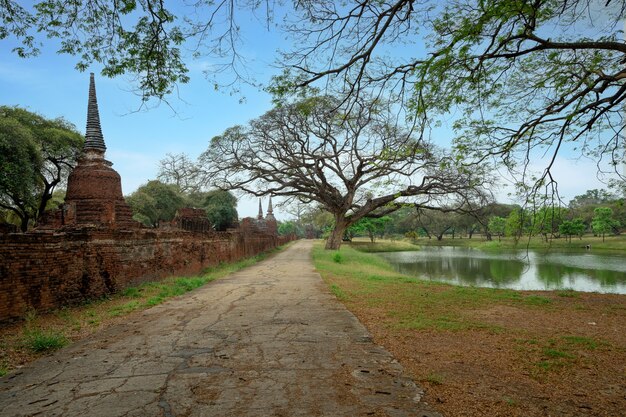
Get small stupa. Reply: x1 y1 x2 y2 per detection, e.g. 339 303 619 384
62 73 136 228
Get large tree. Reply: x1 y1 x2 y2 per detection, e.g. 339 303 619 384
201 96 491 249
280 0 626 197
0 106 83 231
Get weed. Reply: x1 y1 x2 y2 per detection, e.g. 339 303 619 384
122 287 141 298
24 309 37 323
330 284 348 300
424 372 444 385
108 301 140 317
543 348 574 359
332 252 343 263
0 365 7 377
502 396 517 406
524 295 552 306
562 335 599 350
145 296 164 307
556 289 579 298
23 329 68 353
535 360 559 372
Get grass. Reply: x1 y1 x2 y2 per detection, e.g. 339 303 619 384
22 328 68 353
409 234 626 253
313 244 521 332
0 243 291 377
312 241 621 384
348 239 421 252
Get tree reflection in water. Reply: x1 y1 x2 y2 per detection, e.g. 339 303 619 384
379 247 626 293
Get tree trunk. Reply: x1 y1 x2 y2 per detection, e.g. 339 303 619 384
325 217 348 250
19 213 29 233
368 230 375 243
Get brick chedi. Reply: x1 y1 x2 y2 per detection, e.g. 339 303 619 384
62 73 136 228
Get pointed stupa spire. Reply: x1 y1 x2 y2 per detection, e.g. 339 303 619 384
257 198 264 220
266 196 276 221
267 196 273 215
84 73 107 153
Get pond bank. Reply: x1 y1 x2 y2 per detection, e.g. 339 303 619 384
314 243 626 416
401 234 626 252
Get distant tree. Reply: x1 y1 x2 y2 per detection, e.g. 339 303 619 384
0 106 83 231
530 207 566 242
488 216 506 242
592 207 620 242
348 217 391 243
126 180 186 227
569 189 618 209
415 208 456 241
505 208 528 241
278 220 301 237
202 96 491 249
203 190 238 231
158 153 203 193
559 218 586 243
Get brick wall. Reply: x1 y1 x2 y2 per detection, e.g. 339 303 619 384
0 228 294 323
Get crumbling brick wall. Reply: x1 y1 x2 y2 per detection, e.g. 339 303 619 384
0 228 294 323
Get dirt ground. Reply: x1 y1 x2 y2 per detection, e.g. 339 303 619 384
345 291 626 416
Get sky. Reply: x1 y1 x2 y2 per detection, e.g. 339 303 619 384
0 5 621 221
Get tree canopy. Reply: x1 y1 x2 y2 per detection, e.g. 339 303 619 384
202 189 238 231
201 95 492 249
0 106 83 231
280 0 626 198
126 180 186 227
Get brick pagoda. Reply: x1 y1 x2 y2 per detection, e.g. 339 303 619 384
61 73 136 228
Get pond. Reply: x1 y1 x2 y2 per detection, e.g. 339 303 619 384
377 246 626 294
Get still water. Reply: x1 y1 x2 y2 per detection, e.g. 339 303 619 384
377 247 626 294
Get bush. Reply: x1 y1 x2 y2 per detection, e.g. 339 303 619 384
332 252 343 263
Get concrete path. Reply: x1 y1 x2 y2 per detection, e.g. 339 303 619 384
0 240 440 417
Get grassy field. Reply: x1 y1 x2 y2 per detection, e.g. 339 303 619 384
314 242 626 416
408 234 626 252
0 244 289 377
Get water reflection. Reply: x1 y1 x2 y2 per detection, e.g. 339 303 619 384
378 247 626 294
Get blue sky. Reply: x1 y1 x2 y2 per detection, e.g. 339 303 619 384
0 8 289 219
0 6 620 220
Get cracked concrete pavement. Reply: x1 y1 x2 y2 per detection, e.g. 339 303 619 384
0 240 441 417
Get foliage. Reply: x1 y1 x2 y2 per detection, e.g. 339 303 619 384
279 0 626 201
591 207 620 242
414 208 460 241
278 220 300 237
569 189 618 209
559 219 586 243
202 189 238 231
347 217 391 243
202 96 492 249
0 106 83 231
488 216 506 241
126 180 186 227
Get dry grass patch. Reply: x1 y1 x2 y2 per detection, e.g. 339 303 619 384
313 243 626 417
